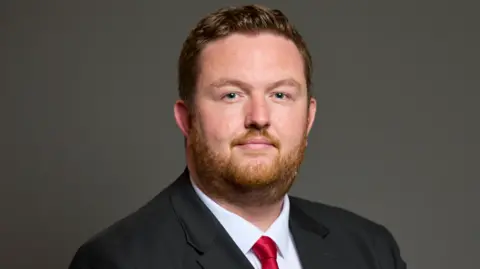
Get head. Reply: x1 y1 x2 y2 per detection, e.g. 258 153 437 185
174 5 317 207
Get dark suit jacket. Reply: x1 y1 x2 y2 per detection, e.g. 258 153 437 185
69 168 406 269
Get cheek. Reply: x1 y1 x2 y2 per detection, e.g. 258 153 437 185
273 108 308 142
199 107 243 144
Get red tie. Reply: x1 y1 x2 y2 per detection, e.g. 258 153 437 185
252 236 279 269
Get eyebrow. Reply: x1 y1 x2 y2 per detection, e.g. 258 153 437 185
208 78 302 91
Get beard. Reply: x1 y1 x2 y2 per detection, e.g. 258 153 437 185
187 117 308 207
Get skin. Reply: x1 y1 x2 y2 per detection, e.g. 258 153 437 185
174 32 317 231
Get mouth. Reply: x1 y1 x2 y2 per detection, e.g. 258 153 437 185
235 138 276 149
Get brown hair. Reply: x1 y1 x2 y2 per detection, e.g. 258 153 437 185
177 4 313 108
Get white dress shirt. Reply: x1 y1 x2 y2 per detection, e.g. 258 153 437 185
191 179 303 269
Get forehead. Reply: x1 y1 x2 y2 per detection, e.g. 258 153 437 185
196 32 306 89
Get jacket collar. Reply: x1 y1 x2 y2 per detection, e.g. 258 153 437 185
169 168 353 269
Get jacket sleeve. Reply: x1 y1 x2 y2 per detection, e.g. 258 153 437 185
373 224 407 269
68 242 124 269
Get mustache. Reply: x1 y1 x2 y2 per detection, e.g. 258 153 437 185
230 129 280 148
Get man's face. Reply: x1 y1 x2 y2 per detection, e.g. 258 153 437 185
175 32 316 205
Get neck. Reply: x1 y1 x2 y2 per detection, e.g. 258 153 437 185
189 168 284 232
215 196 284 232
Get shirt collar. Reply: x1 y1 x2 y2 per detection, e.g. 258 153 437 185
190 178 291 257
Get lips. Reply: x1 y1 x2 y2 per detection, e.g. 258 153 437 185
236 137 274 147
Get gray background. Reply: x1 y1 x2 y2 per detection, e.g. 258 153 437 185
2 1 478 269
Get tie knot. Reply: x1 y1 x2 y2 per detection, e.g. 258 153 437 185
252 236 278 261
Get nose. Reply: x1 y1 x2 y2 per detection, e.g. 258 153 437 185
245 94 270 129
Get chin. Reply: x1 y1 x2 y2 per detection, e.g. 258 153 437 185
233 147 278 157
234 154 276 165
235 159 276 173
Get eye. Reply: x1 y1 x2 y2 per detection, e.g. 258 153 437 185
272 92 290 100
221 92 241 101
225 93 237 99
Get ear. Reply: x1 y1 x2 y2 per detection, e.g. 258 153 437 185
306 97 317 136
174 100 191 137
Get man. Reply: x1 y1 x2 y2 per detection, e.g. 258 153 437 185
69 4 406 269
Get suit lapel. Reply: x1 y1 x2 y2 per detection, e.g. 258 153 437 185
196 237 254 269
289 200 356 269
169 168 356 269
169 168 253 269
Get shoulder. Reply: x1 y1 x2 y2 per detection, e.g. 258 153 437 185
289 196 406 268
290 195 383 232
69 185 183 269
